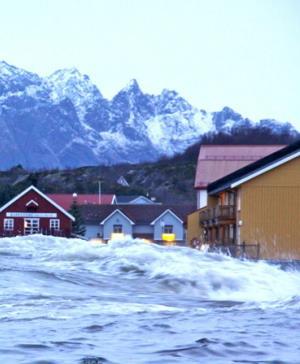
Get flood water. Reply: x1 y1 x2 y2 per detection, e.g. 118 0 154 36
0 235 300 364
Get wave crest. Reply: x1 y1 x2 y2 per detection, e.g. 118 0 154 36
1 235 300 304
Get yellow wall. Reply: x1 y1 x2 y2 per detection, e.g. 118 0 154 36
240 156 300 259
187 209 202 245
207 195 218 207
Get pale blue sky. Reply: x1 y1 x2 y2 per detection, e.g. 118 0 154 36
1 0 300 127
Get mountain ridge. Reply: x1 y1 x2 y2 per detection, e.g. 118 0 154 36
0 61 298 170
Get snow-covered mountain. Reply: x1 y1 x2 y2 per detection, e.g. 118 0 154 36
0 61 297 170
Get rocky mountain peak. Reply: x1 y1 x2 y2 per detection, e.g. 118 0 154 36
122 79 141 94
0 60 41 95
155 88 191 114
46 68 103 120
212 106 245 130
0 60 15 75
0 61 297 170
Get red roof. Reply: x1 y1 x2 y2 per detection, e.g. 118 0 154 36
194 145 286 189
47 194 115 210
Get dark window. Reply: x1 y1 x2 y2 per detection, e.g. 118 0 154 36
27 205 37 212
113 224 123 233
164 225 173 234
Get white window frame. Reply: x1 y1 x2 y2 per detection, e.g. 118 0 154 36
24 218 40 235
50 219 60 230
4 218 14 231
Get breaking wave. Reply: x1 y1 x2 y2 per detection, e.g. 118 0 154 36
1 234 300 306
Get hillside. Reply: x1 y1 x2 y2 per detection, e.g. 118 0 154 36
0 130 298 207
0 160 196 207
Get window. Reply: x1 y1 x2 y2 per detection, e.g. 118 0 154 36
228 191 235 206
162 224 176 243
24 218 39 235
164 225 173 234
50 219 60 230
113 224 122 233
237 190 241 211
4 218 14 231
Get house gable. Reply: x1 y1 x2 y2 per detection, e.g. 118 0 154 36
208 141 300 195
231 151 300 188
25 199 39 207
130 196 155 204
0 186 74 238
100 209 134 240
0 186 75 221
100 209 135 225
151 209 184 241
150 209 183 225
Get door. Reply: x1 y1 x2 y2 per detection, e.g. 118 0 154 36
24 218 40 235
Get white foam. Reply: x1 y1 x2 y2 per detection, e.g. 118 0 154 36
1 235 300 305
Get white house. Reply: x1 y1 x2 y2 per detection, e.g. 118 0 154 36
80 204 194 244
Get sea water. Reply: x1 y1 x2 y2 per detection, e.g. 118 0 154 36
0 235 300 364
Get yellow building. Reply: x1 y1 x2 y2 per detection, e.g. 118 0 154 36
192 141 300 260
187 144 285 248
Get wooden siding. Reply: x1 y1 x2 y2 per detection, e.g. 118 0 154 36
187 210 202 245
207 195 218 208
187 207 206 245
240 157 300 259
0 190 73 237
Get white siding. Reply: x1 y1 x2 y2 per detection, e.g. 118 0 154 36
153 211 184 241
197 189 208 209
85 224 101 240
102 212 133 240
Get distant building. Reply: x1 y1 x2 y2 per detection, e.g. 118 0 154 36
48 194 116 210
114 195 161 205
116 176 130 187
0 186 74 237
80 204 194 243
194 144 285 209
191 140 300 260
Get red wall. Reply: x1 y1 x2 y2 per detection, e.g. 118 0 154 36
0 190 73 237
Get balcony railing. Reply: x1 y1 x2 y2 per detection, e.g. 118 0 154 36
200 205 236 224
207 242 260 260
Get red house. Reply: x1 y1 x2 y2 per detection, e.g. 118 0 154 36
0 186 75 237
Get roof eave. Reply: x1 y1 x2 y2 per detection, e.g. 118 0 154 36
207 146 300 194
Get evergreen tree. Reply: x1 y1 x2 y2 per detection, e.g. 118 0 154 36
0 185 15 206
68 201 86 236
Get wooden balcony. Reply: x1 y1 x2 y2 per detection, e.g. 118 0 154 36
200 205 236 225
